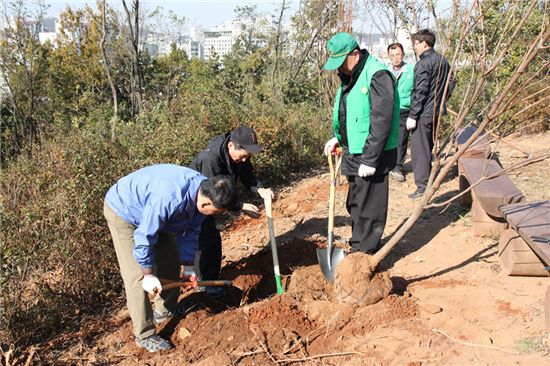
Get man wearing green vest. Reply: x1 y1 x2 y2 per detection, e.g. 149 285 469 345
387 42 415 183
323 32 400 254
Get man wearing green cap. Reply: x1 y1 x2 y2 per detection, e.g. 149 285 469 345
323 32 400 254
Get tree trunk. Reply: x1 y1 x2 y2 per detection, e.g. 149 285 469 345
122 0 142 117
100 0 118 142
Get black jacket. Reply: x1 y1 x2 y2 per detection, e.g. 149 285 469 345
338 49 397 176
409 48 456 120
189 133 260 190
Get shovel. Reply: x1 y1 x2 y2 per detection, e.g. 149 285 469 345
264 194 284 294
159 279 233 291
317 150 345 282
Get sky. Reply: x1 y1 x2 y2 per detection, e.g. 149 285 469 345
38 0 455 35
43 0 285 28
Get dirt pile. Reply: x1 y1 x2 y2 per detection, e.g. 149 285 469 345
334 252 393 306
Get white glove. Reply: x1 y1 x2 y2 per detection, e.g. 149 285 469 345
142 274 162 295
358 164 376 177
242 203 261 218
324 137 339 156
257 187 274 200
406 118 417 130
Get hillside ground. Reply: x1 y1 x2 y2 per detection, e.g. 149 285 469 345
41 131 550 365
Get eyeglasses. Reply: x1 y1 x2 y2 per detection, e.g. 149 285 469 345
414 41 424 46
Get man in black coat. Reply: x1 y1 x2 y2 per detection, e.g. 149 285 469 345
187 125 273 297
406 29 456 199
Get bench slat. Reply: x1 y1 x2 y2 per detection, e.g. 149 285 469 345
459 157 525 217
456 126 491 158
500 200 550 266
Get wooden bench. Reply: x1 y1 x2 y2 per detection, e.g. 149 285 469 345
458 157 525 236
498 229 549 277
499 200 550 332
456 125 492 159
499 200 550 273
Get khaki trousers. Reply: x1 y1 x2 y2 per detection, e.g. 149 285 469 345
103 200 180 338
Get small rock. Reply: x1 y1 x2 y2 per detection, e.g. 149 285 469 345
420 304 443 314
287 202 298 210
178 327 191 339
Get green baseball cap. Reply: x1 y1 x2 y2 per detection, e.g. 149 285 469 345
324 32 358 70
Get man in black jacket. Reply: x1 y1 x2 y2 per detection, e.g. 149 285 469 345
187 125 273 297
406 29 455 199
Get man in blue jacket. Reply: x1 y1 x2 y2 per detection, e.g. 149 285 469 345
103 164 239 352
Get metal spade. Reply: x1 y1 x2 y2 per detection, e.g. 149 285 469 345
317 151 345 282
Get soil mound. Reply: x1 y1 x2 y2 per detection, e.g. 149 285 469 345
334 252 392 305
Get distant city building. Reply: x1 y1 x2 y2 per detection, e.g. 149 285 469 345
38 17 60 46
203 16 274 60
189 26 204 43
203 23 235 59
3 11 414 66
355 28 415 63
183 38 204 59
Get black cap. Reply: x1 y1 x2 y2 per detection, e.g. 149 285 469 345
229 125 262 154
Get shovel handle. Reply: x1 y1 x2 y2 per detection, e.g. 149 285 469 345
159 279 233 291
327 152 342 239
264 196 284 294
327 151 343 179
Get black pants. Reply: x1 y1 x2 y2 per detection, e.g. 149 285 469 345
394 109 411 172
411 116 436 192
346 174 389 253
198 216 222 280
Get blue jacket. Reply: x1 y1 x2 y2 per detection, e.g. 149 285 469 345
105 164 206 270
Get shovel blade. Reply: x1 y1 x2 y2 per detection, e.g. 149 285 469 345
316 247 345 282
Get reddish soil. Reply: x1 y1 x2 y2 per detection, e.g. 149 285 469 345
41 132 550 365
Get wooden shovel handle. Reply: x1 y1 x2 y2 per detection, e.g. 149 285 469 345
160 279 233 291
327 152 342 235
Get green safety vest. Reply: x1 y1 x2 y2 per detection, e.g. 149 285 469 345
332 55 400 154
395 63 415 109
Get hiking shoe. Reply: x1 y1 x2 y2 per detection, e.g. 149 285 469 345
203 286 226 299
408 190 424 199
153 301 192 324
135 334 172 352
389 170 405 182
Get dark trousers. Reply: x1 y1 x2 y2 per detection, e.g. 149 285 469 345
411 116 436 192
394 109 411 172
198 216 222 280
346 174 389 253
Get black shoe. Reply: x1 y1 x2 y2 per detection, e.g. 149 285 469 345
153 301 193 324
389 170 405 182
408 190 424 199
202 286 226 299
